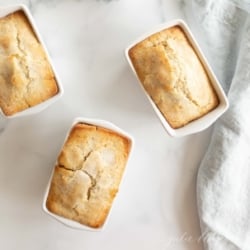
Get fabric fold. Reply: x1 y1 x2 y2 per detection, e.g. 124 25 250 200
179 0 250 249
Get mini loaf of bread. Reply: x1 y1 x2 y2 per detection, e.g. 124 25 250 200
129 26 219 129
46 123 131 228
0 11 58 116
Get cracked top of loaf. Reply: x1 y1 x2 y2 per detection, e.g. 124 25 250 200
0 10 58 116
46 123 132 228
129 26 219 129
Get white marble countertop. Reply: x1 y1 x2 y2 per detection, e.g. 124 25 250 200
0 1 212 249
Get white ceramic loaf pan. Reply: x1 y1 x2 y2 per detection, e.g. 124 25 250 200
43 117 134 231
125 19 229 137
0 4 63 118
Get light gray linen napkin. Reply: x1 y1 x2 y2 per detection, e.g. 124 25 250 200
180 0 250 249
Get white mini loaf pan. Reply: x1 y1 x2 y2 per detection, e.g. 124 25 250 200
0 4 63 118
43 117 134 231
125 19 229 137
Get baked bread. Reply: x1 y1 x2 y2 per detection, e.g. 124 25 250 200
0 10 58 116
46 123 132 228
129 26 219 129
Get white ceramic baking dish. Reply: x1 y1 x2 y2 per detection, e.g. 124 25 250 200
42 117 134 231
0 4 63 119
125 19 229 137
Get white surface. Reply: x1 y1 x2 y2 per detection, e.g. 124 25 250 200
0 1 210 249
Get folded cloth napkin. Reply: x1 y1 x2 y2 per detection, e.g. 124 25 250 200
179 0 250 249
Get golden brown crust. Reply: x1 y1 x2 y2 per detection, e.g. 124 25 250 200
0 10 58 116
129 26 219 129
46 123 132 228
